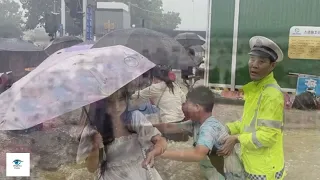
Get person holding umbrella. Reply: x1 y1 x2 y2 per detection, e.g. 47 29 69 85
130 66 186 123
77 85 167 180
0 45 167 179
129 65 188 141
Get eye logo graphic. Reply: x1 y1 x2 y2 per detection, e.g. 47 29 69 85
12 159 23 169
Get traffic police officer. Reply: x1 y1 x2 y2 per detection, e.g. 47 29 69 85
217 36 285 180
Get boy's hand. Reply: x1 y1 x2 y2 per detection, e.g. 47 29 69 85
92 133 103 151
142 151 155 169
217 135 238 156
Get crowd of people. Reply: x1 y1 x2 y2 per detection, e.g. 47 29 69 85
74 36 286 180
0 35 286 180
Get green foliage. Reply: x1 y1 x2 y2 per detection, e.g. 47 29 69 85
0 22 22 38
0 0 23 38
105 0 181 29
21 0 57 30
44 13 59 38
21 0 181 36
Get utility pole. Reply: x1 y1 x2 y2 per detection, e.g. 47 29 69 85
61 0 66 36
128 2 131 26
53 0 56 13
82 0 87 41
53 0 57 38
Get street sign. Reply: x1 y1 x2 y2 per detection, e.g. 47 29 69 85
86 6 94 41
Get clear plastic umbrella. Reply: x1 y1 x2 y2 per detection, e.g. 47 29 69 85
0 45 155 130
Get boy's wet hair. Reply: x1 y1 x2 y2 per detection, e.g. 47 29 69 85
186 86 215 113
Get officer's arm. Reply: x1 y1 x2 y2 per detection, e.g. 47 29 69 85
226 120 241 135
238 92 284 149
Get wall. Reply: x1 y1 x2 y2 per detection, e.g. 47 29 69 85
209 0 320 89
94 10 126 38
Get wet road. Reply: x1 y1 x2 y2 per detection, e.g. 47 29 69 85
1 104 319 180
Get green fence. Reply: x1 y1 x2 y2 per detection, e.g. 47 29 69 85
208 0 320 89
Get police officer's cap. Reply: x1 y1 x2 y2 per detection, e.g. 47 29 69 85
248 36 284 62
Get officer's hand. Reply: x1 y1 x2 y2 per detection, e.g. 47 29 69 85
217 135 238 156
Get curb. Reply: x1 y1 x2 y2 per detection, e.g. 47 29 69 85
215 97 244 106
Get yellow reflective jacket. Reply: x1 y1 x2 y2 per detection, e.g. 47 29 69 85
226 72 285 180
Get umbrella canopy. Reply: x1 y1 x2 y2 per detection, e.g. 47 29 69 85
0 38 43 52
175 32 205 47
63 41 94 52
190 45 205 52
0 45 155 130
0 38 48 72
92 28 196 70
36 41 95 71
16 42 95 73
44 36 83 55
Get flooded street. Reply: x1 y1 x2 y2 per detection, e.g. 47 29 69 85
1 104 319 180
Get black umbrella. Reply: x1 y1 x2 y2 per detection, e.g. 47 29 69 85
92 28 196 70
0 38 48 72
190 45 205 52
175 32 205 48
45 36 83 55
77 40 95 45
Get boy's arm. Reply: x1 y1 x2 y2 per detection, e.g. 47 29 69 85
153 120 193 134
161 145 209 162
161 121 218 162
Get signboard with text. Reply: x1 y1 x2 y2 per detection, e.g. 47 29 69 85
86 6 94 41
208 0 320 90
289 26 320 60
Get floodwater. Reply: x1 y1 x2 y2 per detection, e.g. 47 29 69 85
1 104 319 180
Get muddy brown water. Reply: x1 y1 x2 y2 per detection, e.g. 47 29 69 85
0 104 319 180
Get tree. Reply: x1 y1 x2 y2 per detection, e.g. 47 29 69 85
111 0 181 29
0 22 22 38
0 0 23 38
21 0 181 35
21 0 58 30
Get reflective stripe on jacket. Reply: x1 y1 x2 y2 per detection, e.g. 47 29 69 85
226 72 285 180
